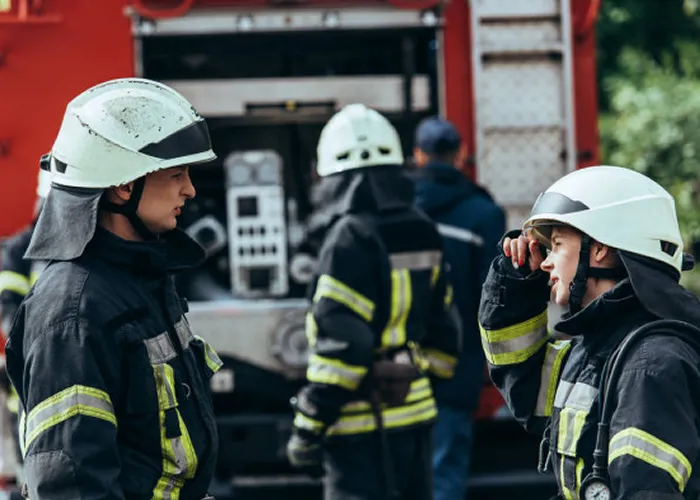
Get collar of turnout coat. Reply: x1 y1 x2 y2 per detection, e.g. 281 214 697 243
85 226 205 279
308 165 414 234
620 250 700 329
556 279 643 338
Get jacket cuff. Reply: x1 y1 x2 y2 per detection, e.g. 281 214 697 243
483 257 551 310
290 386 340 437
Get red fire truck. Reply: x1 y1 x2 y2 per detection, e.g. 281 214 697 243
0 0 600 496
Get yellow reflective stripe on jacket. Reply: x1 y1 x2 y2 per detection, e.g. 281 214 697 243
193 335 223 374
153 363 198 500
306 354 368 391
444 284 453 309
479 310 548 366
29 271 40 287
327 396 436 436
24 385 116 451
406 341 430 373
6 384 19 415
381 269 411 347
28 261 47 286
609 427 692 492
422 348 457 379
340 377 433 413
534 340 571 417
0 271 30 296
314 274 375 322
559 455 586 499
576 459 585 497
560 455 574 500
556 381 598 457
430 265 440 287
293 412 326 435
305 312 318 348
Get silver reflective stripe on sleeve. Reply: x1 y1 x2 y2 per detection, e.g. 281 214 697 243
314 274 375 322
24 386 116 450
609 427 692 492
306 354 368 391
480 311 549 366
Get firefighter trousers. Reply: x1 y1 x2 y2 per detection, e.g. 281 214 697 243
323 424 433 500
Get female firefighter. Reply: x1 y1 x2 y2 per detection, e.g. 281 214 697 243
478 165 700 500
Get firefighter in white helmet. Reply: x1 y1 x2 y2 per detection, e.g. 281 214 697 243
0 166 52 334
0 166 52 483
286 103 460 499
479 165 700 499
5 78 222 499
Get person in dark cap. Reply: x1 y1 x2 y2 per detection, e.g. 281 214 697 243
412 116 505 500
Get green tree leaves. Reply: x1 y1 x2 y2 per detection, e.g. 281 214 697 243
599 0 700 244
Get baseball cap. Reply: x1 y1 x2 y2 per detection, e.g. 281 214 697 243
415 116 462 155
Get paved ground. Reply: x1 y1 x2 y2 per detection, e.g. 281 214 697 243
209 469 558 499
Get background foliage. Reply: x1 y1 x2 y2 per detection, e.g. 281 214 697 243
597 0 700 290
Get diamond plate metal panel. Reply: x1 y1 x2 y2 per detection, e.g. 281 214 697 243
479 20 562 53
471 0 576 217
505 205 534 232
472 0 559 18
478 128 566 207
480 60 565 129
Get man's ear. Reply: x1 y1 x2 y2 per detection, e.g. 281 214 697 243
413 147 428 168
591 241 610 265
107 182 134 204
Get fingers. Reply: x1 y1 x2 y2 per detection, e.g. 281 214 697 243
503 238 512 257
503 235 528 269
528 239 544 270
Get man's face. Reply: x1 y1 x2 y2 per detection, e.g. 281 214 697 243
540 226 582 306
137 166 196 234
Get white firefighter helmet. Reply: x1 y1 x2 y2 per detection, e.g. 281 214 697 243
316 103 404 177
524 165 684 272
36 167 52 199
48 77 216 188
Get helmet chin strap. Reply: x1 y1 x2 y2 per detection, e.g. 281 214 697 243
568 235 627 314
101 177 157 241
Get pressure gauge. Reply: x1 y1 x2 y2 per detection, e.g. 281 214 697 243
229 163 251 185
581 477 611 500
258 160 279 184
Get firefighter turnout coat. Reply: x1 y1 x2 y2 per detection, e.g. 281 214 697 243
294 167 461 438
0 226 44 335
6 227 222 500
478 240 700 500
